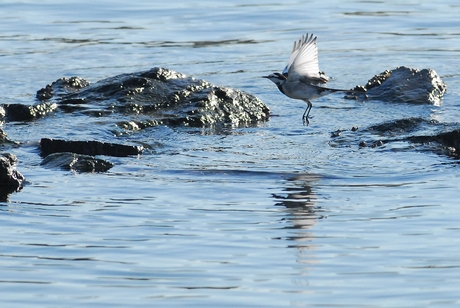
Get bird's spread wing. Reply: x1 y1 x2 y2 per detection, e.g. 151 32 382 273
282 36 304 75
283 33 328 84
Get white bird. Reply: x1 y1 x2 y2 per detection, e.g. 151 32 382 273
263 33 361 125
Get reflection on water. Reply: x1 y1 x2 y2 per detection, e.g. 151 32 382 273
273 174 319 237
273 174 320 269
273 175 317 209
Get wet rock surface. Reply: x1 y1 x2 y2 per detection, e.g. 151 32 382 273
3 103 58 121
330 117 460 158
41 152 114 173
352 66 447 105
36 67 270 127
0 106 5 122
0 153 25 201
0 128 12 144
40 138 144 157
408 128 460 158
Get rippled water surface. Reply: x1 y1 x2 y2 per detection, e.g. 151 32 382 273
1 1 460 307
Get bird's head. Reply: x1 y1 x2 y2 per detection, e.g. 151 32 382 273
262 73 287 86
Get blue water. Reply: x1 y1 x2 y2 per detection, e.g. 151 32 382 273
1 1 460 307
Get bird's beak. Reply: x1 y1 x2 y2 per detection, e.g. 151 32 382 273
261 76 269 78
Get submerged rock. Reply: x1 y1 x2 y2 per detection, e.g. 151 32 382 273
329 117 460 159
408 129 460 158
366 117 431 136
354 66 447 105
41 152 114 173
0 153 25 201
40 138 143 157
36 67 270 127
433 130 460 152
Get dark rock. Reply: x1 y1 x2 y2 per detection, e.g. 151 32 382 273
355 66 447 105
117 120 160 131
0 128 10 144
331 116 460 159
331 130 343 137
435 130 460 151
40 152 114 172
36 76 90 101
0 105 5 122
330 117 431 150
0 153 25 201
40 138 143 157
371 140 384 148
408 129 460 158
38 67 269 127
3 102 58 121
0 128 19 146
367 117 430 136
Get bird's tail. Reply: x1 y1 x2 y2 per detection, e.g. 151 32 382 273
314 85 366 96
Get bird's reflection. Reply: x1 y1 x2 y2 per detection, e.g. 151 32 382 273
272 174 321 264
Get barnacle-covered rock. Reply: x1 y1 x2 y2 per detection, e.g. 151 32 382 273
37 67 270 127
355 66 447 105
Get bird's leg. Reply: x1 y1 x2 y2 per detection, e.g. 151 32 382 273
302 100 313 125
302 107 310 125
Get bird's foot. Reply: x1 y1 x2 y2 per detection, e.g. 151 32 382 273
302 115 313 126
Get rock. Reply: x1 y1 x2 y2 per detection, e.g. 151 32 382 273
330 116 460 159
435 130 460 151
367 117 430 136
37 67 270 127
331 130 343 137
40 152 114 172
3 103 58 121
0 153 25 201
355 66 447 105
40 138 143 157
0 128 11 144
408 129 460 158
36 76 91 101
0 128 21 146
0 105 5 122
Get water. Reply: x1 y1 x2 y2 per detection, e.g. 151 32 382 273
1 1 460 306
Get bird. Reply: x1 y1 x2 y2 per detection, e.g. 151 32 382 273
263 33 361 125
